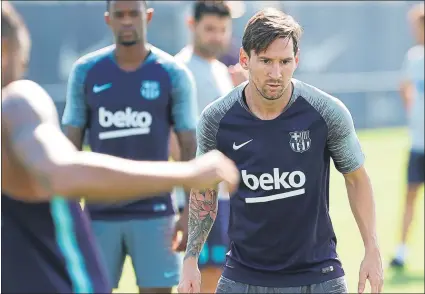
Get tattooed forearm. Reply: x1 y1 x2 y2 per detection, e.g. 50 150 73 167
184 188 218 260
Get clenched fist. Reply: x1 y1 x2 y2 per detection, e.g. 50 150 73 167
184 150 240 195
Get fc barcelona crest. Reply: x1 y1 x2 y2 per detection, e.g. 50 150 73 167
141 80 160 100
289 130 311 153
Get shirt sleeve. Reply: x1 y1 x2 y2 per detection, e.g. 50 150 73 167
61 60 89 128
327 100 365 174
169 61 198 132
196 107 217 157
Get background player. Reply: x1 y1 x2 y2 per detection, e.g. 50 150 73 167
170 1 247 162
174 2 237 292
1 2 239 293
179 8 384 294
61 1 199 293
176 1 233 113
390 3 424 269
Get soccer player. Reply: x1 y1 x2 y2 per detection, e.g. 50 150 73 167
176 1 234 114
174 2 237 292
390 3 424 269
178 8 384 294
61 1 201 293
1 2 239 293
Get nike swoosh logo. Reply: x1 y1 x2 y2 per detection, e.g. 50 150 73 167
233 139 253 150
93 83 112 93
163 271 177 278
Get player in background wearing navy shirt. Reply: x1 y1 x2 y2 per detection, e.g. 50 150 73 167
1 2 239 293
179 8 384 294
61 1 203 293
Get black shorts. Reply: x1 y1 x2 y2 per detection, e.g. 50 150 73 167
407 151 425 184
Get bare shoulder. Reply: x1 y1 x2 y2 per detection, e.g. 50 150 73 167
2 79 59 128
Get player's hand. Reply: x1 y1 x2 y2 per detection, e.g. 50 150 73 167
178 257 201 293
185 150 240 195
228 63 248 87
172 206 189 252
358 246 384 293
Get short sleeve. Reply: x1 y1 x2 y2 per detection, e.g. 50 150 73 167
327 100 365 174
61 60 89 128
196 107 217 157
169 61 198 132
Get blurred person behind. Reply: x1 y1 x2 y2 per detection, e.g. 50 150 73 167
177 1 234 114
390 2 424 269
173 1 236 293
169 1 248 161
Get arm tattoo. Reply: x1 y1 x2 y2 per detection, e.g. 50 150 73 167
184 188 218 260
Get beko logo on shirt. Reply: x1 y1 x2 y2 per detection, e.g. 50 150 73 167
242 169 306 203
98 107 152 140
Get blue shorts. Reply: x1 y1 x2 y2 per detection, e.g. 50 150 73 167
90 216 182 288
199 200 230 269
408 151 424 184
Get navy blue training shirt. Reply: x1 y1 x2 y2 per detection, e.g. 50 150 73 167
2 195 110 293
61 45 197 220
196 79 365 287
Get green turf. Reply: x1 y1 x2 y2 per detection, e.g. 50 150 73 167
111 127 424 293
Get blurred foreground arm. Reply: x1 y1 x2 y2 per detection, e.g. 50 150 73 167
2 80 238 202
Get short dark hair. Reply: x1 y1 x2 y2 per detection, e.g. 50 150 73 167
193 1 231 22
242 8 302 57
106 0 147 12
1 1 29 44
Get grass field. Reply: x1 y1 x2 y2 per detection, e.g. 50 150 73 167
112 127 424 293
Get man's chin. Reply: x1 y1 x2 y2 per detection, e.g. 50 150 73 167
119 41 138 47
200 47 223 59
261 91 285 101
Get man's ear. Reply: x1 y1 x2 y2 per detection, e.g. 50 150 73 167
239 47 249 70
187 16 196 32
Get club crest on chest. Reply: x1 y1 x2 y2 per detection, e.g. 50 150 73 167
289 130 311 153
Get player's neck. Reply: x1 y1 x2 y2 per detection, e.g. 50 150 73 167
115 42 150 68
245 81 293 121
